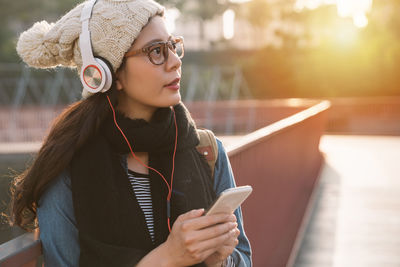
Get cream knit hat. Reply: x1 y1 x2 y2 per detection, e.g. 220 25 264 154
16 0 165 98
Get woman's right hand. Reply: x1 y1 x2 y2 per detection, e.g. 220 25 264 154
162 208 237 267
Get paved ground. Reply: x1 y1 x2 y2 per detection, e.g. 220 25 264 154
294 135 400 267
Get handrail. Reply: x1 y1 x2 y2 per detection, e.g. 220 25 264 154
226 100 330 155
224 100 330 266
0 230 41 267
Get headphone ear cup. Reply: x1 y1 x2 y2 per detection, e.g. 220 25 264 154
95 58 112 93
80 58 112 94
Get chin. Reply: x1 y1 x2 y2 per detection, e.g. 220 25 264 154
169 94 181 106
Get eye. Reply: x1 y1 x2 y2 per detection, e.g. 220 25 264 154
151 47 162 55
149 46 163 58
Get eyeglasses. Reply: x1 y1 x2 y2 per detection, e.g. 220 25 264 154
124 36 184 65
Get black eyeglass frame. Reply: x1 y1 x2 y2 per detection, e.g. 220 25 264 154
124 36 184 65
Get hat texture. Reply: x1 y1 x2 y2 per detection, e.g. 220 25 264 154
16 0 165 97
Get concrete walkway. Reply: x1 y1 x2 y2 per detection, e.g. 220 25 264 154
294 135 400 267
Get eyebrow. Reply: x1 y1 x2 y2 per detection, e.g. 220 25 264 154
143 36 172 47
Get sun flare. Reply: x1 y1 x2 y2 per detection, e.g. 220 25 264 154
296 0 373 28
223 9 235 40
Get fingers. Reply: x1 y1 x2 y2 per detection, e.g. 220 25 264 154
189 226 237 253
219 228 240 248
191 247 217 264
183 225 240 262
223 234 239 247
204 231 240 267
166 210 239 266
172 231 232 264
214 228 240 260
225 228 240 244
191 221 238 243
178 212 237 233
177 221 237 253
176 208 205 222
208 231 240 264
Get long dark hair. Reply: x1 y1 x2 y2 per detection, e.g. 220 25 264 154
9 80 119 230
9 12 162 230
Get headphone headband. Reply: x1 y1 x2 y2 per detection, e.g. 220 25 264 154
79 0 112 94
80 0 97 64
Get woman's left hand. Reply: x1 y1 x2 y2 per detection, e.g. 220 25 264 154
204 225 240 267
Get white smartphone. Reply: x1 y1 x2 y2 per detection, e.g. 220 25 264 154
205 185 253 216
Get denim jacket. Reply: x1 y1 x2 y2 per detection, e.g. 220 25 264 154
37 139 252 266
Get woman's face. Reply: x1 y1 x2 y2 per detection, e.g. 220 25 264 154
116 16 182 120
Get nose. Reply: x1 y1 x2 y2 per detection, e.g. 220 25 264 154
165 48 182 71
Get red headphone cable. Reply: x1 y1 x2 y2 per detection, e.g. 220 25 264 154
106 95 178 232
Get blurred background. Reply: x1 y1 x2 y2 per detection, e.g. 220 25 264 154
2 0 400 99
1 0 400 266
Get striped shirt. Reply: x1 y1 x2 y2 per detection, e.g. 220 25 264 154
127 169 155 243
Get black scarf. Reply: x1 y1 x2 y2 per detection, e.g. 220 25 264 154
70 103 216 267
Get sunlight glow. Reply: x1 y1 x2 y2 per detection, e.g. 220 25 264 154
223 9 235 40
165 8 180 33
353 12 368 28
304 0 323 10
295 0 373 28
229 0 251 3
334 24 358 45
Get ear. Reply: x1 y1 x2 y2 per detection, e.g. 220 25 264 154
116 79 123 91
115 72 124 91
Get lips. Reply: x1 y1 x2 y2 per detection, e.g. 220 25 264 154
165 78 180 87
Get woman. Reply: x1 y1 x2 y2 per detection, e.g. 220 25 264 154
12 0 252 266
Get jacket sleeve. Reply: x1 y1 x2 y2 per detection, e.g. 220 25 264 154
213 138 253 267
37 170 80 267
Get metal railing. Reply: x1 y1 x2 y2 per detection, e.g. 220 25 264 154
0 63 251 107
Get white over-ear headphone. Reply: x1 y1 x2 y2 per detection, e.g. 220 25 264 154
79 0 112 94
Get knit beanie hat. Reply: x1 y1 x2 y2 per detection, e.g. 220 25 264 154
16 0 165 98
